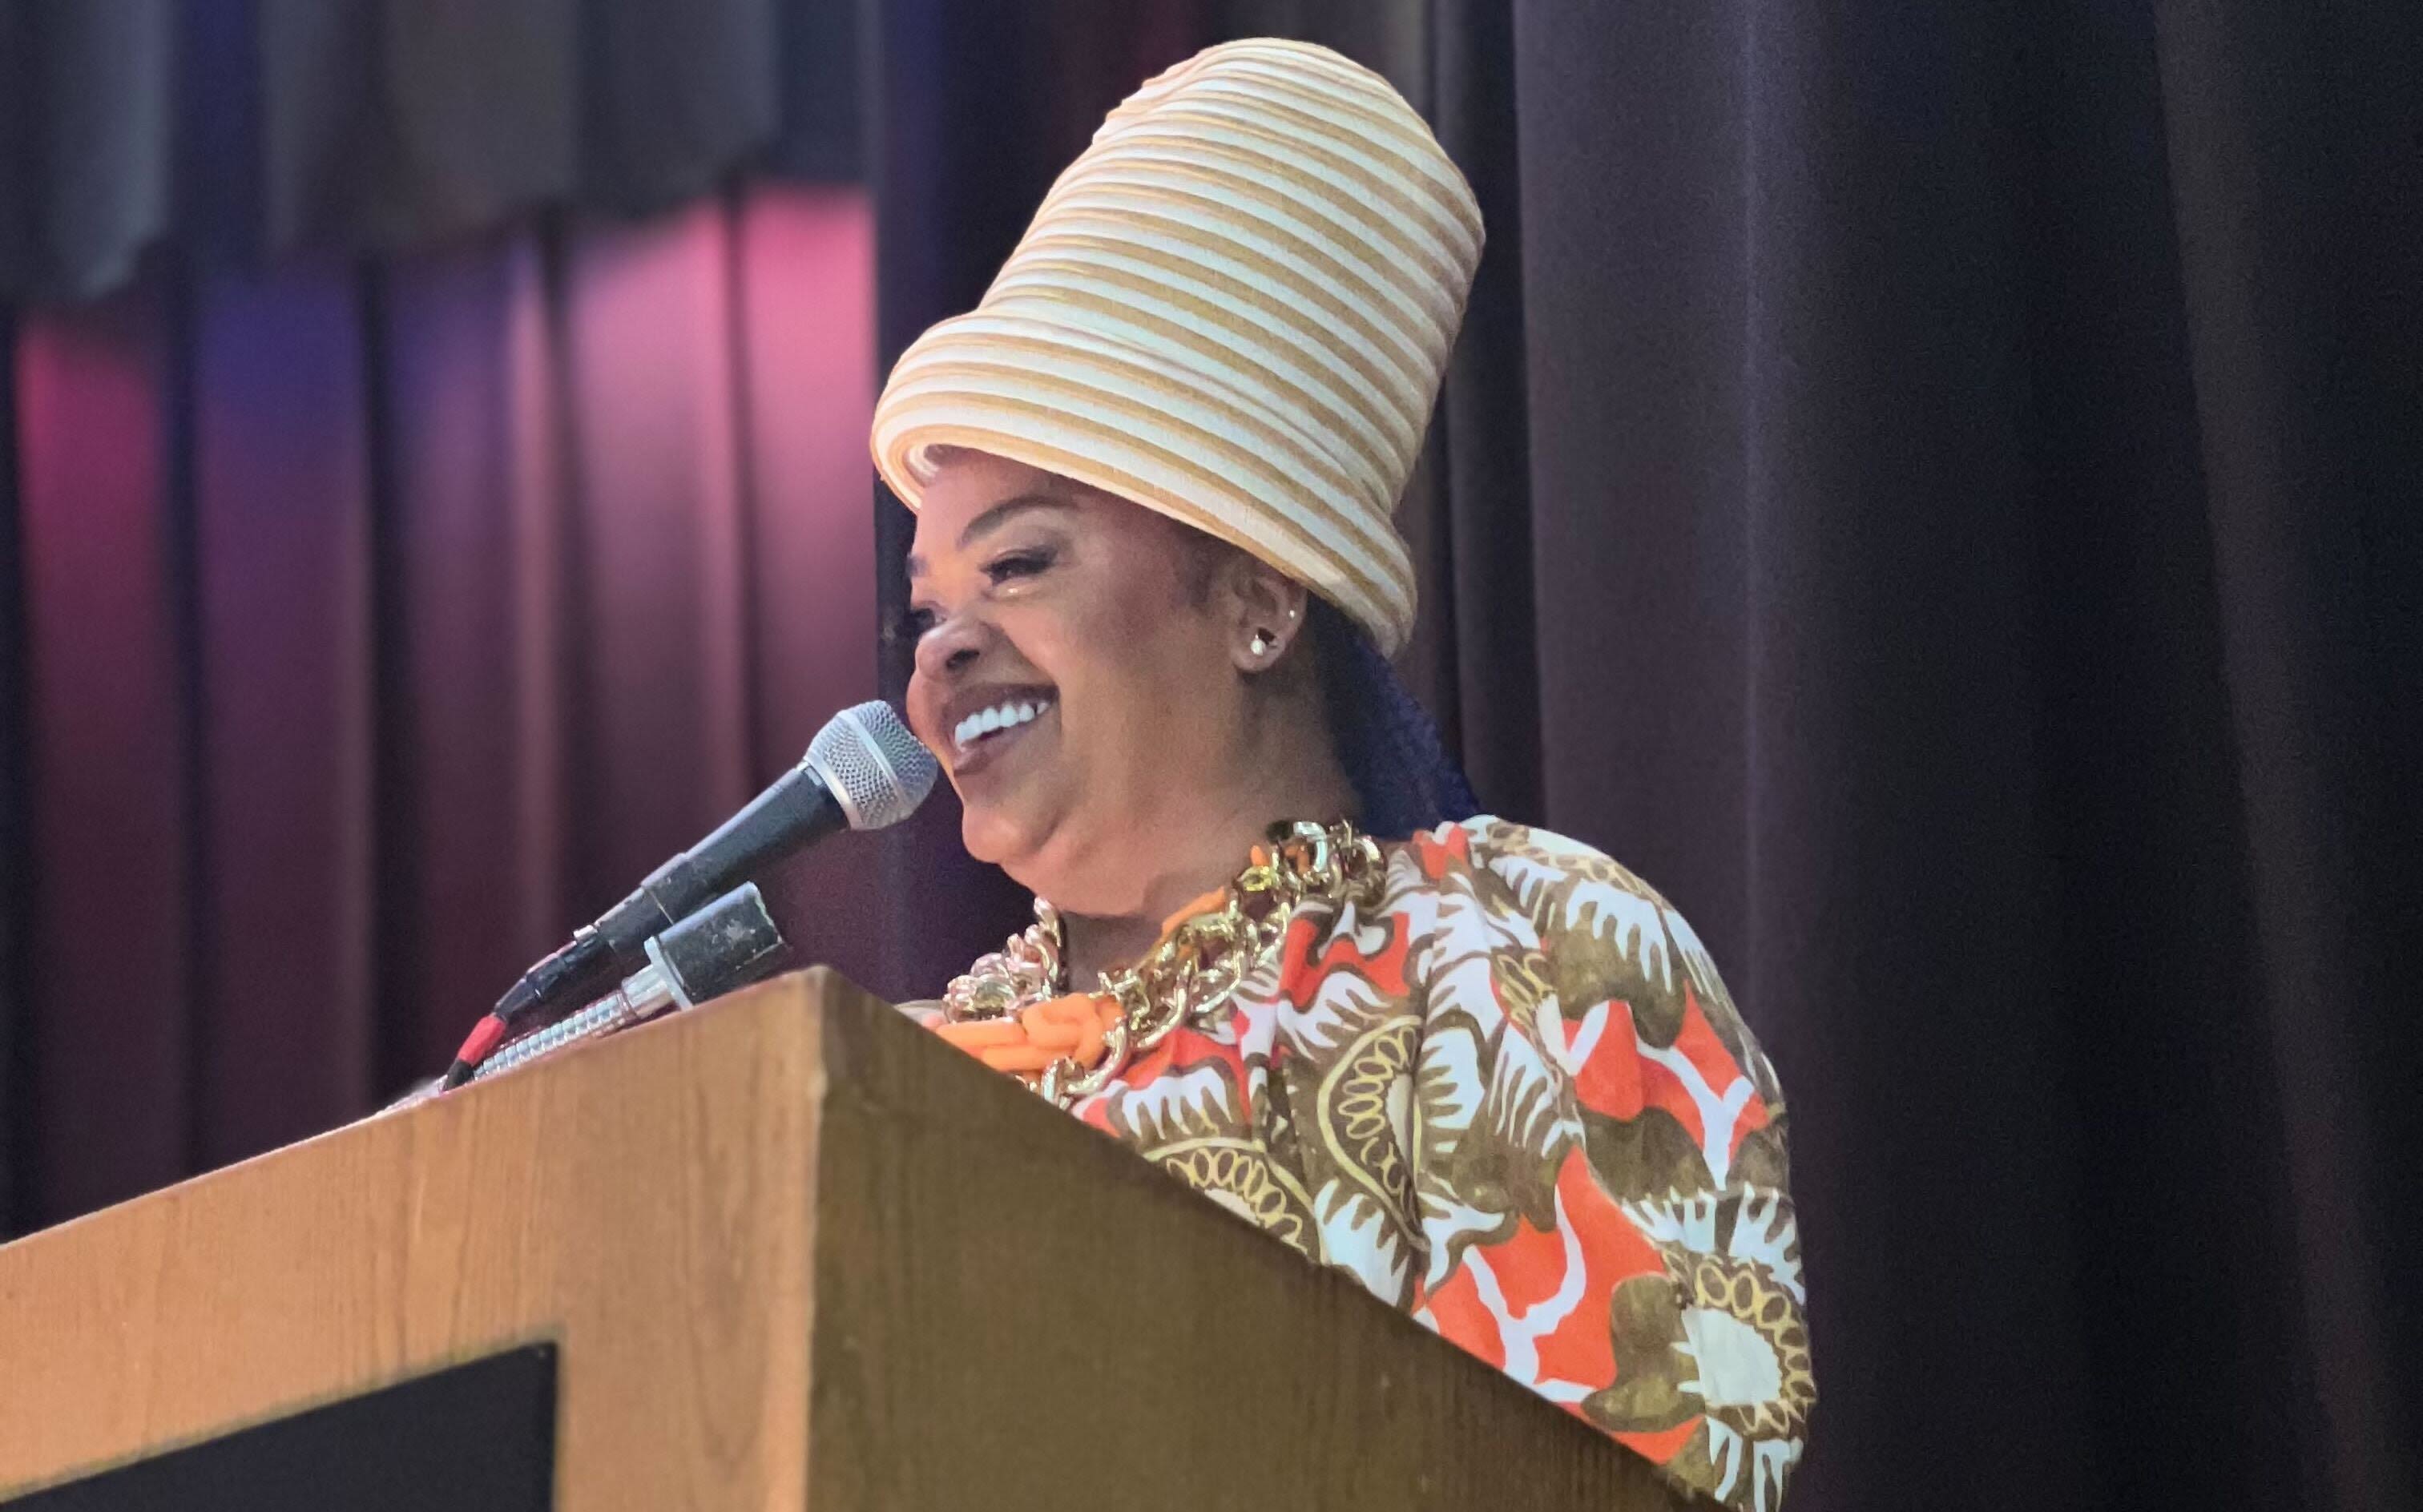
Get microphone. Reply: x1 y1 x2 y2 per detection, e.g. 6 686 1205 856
441 700 937 1087
471 883 788 1085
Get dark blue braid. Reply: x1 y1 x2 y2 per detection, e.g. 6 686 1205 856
1308 598 1483 839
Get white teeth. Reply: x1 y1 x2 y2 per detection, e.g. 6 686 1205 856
952 696 1054 752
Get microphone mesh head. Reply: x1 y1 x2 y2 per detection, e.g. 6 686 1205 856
806 701 940 830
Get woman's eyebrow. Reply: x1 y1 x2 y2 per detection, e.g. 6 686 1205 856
906 493 1076 579
958 494 1074 550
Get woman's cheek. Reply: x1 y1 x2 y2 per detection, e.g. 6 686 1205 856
905 682 947 764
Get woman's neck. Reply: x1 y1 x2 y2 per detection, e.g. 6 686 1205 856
1058 723 1355 990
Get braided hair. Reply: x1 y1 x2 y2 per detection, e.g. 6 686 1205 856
1305 598 1482 840
1171 518 1478 839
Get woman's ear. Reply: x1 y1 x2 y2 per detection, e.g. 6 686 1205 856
1218 554 1312 674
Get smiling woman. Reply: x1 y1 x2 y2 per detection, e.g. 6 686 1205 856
904 450 1361 963
872 39 1812 1512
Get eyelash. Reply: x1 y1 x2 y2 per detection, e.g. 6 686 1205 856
986 549 1053 583
898 549 1055 641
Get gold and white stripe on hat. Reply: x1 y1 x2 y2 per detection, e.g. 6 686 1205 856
870 38 1482 655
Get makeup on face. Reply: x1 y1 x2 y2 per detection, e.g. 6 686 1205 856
899 453 1252 906
904 492 1081 780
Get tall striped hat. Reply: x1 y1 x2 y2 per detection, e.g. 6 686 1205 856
869 38 1483 655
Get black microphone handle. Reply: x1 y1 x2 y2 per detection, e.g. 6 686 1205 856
488 927 616 1028
643 763 846 937
473 883 788 1087
494 760 848 1029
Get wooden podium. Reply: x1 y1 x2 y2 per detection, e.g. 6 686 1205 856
0 970 1678 1510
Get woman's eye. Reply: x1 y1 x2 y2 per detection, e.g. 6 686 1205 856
986 550 1053 583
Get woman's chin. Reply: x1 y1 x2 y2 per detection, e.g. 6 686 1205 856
962 797 1099 905
958 800 1044 871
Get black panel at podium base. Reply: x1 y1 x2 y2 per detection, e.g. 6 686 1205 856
8 1345 556 1511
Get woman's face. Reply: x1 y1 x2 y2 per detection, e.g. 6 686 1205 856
902 451 1255 909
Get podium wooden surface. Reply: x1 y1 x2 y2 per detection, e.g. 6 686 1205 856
0 969 1679 1510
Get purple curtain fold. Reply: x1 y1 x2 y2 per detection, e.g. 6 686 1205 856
3 184 877 1228
0 306 22 1230
190 267 381 1157
6 284 198 1218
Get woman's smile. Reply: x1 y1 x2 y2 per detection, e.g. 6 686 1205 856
941 683 1058 781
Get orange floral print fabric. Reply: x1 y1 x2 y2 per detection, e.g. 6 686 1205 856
906 818 1812 1510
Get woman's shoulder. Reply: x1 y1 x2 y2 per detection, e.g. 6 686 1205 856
1384 816 1748 1053
1388 815 1687 923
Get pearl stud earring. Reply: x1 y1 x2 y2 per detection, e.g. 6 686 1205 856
1249 630 1275 656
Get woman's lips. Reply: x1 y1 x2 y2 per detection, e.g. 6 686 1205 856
949 693 1057 781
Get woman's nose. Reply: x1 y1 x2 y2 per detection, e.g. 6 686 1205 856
913 607 988 682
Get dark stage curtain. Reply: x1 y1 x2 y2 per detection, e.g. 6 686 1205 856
0 185 881 1232
0 0 861 302
872 2 2421 1509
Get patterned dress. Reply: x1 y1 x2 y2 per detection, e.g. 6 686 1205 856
906 816 1812 1511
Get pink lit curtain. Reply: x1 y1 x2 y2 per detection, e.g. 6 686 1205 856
4 186 877 1227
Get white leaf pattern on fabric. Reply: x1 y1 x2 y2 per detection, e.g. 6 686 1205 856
1121 1056 1244 1148
1483 1014 1578 1160
1415 1188 1507 1290
1276 967 1392 1054
1732 1189 1806 1304
1413 1022 1486 1151
1538 996 1617 1080
1636 1037 1760 1187
1315 1179 1413 1300
1483 849 1567 917
1562 879 1674 989
1664 904 1726 1004
1622 1189 1724 1254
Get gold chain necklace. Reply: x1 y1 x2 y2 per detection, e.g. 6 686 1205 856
941 819 1385 1107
